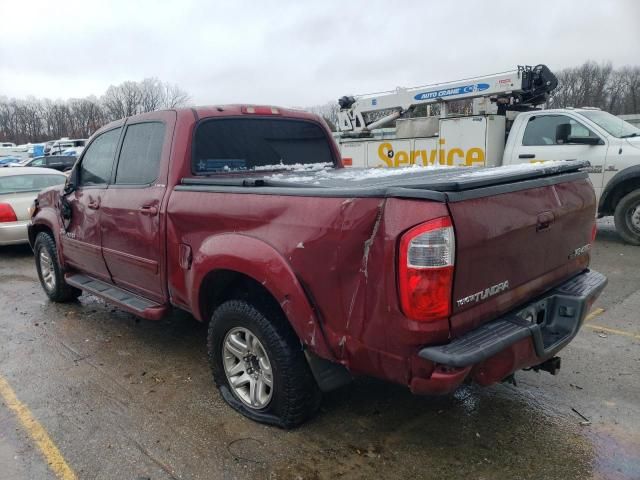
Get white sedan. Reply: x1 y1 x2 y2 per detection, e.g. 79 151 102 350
0 167 67 246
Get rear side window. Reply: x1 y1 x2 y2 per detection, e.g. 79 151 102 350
115 122 165 185
0 174 66 194
79 128 121 186
193 118 334 173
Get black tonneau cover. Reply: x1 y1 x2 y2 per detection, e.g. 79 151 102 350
176 160 590 202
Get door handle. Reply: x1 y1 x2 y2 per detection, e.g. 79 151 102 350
139 205 158 215
87 200 100 210
536 211 555 232
519 154 536 159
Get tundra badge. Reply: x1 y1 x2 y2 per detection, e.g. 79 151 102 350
456 280 510 307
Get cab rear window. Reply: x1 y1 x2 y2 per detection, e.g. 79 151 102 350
192 118 334 174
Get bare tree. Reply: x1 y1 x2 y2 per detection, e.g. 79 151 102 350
0 78 191 144
620 66 640 114
548 61 640 114
308 101 340 131
162 82 190 109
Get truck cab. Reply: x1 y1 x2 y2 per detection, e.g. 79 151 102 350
505 108 640 244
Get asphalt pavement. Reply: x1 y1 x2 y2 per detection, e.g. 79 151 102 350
0 217 638 480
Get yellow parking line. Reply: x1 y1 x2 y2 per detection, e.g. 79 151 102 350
584 307 605 323
0 375 76 480
585 324 640 341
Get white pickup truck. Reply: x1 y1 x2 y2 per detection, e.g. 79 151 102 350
338 108 640 244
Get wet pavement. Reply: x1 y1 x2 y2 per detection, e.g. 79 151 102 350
0 218 638 480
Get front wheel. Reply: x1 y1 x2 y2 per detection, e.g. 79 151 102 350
614 190 640 246
34 232 81 302
207 300 321 428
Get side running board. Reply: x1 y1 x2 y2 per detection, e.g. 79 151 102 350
65 274 168 320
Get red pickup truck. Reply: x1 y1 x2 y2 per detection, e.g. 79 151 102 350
29 106 606 428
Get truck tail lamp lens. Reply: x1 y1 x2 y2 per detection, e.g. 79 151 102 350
398 217 455 321
0 203 17 223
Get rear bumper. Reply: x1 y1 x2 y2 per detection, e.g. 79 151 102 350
0 220 29 246
412 269 606 393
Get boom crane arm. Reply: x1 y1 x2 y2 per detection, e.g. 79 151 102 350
337 64 557 133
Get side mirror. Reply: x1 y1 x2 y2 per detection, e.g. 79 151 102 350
63 166 79 195
566 136 603 146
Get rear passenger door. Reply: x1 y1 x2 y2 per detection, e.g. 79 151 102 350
99 112 175 302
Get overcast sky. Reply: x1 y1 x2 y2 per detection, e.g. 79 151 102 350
1 0 638 107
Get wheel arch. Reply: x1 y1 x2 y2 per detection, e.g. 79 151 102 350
28 223 52 247
599 165 640 216
189 234 335 360
28 213 59 250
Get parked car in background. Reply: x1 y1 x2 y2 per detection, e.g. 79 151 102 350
45 138 86 156
0 167 67 245
619 114 640 128
43 141 55 155
20 155 77 172
28 143 46 158
60 147 84 157
0 156 24 167
1 142 17 149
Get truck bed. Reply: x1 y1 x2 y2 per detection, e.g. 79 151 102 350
173 158 595 341
177 160 589 201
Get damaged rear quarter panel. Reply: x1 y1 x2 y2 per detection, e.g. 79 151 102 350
337 197 451 382
167 192 381 360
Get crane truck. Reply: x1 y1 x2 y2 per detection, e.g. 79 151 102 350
336 65 640 245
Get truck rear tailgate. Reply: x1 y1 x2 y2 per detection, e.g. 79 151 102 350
447 175 596 337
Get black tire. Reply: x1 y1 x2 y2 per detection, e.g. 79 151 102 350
207 300 321 428
614 190 640 246
34 232 81 302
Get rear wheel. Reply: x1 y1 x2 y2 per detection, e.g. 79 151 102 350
34 232 81 302
614 190 640 245
207 300 321 428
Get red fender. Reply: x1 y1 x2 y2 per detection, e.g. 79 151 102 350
188 233 335 361
29 206 62 253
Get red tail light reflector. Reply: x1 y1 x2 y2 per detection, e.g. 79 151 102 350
0 203 17 223
398 217 455 321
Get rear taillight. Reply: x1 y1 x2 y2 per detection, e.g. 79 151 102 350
591 222 597 243
0 203 17 223
398 217 455 322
